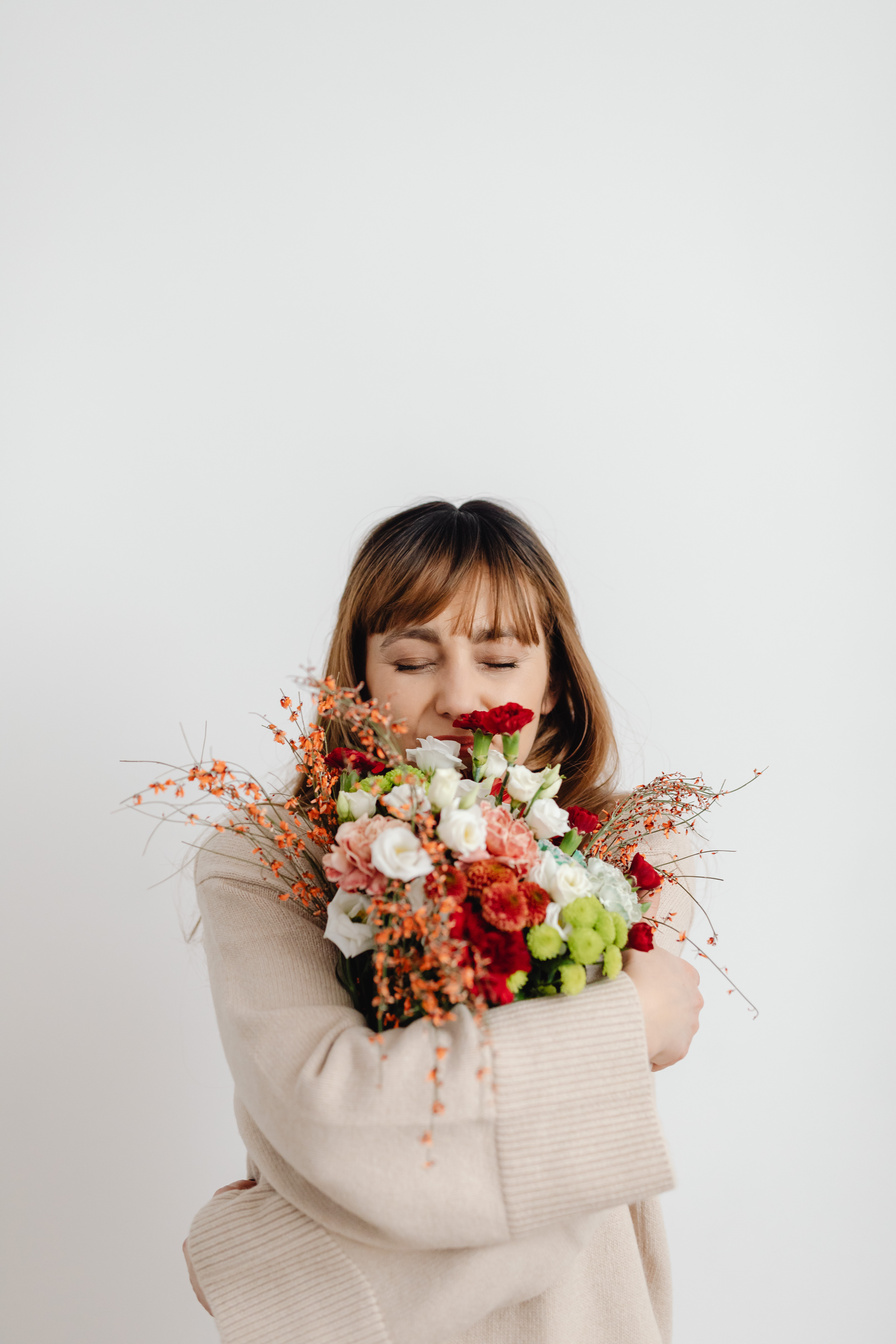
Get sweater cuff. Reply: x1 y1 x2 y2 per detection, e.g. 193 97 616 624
487 973 674 1236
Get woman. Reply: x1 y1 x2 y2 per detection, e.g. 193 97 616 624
183 499 703 1344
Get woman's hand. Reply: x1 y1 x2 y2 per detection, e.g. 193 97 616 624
622 947 704 1071
183 1179 257 1315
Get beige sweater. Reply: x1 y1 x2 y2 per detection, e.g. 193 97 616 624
187 825 696 1344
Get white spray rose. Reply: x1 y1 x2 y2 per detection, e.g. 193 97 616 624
370 824 433 880
337 788 378 822
586 857 640 922
544 901 573 942
383 782 431 820
525 797 570 842
436 805 488 856
427 768 460 811
406 737 464 772
536 765 563 799
455 777 485 808
505 764 543 803
324 889 375 958
551 861 596 907
483 749 507 780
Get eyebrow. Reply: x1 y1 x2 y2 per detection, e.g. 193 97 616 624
379 625 522 649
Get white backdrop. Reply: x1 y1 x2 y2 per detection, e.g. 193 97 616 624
2 2 894 1341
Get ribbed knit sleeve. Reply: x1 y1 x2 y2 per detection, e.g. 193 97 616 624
190 828 676 1255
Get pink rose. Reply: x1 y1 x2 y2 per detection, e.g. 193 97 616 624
323 814 400 896
479 800 539 875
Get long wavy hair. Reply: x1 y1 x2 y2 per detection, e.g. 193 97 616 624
302 499 619 815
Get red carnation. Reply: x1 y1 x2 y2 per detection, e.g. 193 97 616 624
629 853 663 890
627 921 655 952
324 748 386 775
520 881 551 925
479 703 534 736
450 904 531 1006
480 879 528 932
453 711 488 732
566 805 602 835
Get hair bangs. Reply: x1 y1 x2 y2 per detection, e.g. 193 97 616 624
366 539 542 648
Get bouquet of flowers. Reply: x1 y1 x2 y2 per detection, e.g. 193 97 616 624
130 680 756 1033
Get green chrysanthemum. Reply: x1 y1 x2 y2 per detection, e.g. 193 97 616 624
559 961 587 996
564 895 600 928
506 970 529 994
538 984 558 996
612 912 629 948
594 907 616 945
567 927 605 966
602 944 623 979
527 924 564 960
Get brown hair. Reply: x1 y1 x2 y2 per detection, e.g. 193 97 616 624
309 499 619 815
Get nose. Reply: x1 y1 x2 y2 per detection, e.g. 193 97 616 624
432 659 485 724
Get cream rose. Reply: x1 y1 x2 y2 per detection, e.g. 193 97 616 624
405 737 464 772
324 889 375 958
504 764 543 803
436 805 488 856
383 782 431 820
369 823 433 881
427 768 460 812
525 797 570 842
337 788 378 822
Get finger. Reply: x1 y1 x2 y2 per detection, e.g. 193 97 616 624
214 1178 257 1196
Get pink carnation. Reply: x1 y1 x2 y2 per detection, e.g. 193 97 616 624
479 800 539 875
323 814 399 896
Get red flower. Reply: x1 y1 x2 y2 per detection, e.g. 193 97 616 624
566 805 602 835
629 853 663 890
463 859 517 900
479 703 534 736
481 879 529 932
453 704 534 736
628 922 655 952
520 881 551 925
324 748 386 775
453 711 488 732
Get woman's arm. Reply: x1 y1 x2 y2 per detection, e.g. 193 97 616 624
194 826 696 1252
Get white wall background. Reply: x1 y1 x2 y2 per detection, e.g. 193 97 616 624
2 2 893 1340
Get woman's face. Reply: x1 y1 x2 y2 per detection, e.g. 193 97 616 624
364 583 557 767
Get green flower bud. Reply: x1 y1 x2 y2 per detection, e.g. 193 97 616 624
594 907 616 945
506 970 529 994
538 984 558 996
612 912 629 948
602 944 623 979
565 895 600 928
567 927 605 965
559 961 587 996
527 924 564 960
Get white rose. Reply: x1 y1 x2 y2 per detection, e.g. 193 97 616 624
551 860 596 907
427 768 460 811
324 889 375 958
527 846 560 894
406 736 464 772
455 777 485 808
483 749 507 780
337 788 377 821
504 764 543 803
525 797 570 842
586 857 640 922
544 901 572 942
370 824 433 880
384 782 431 820
436 805 488 857
536 765 563 799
